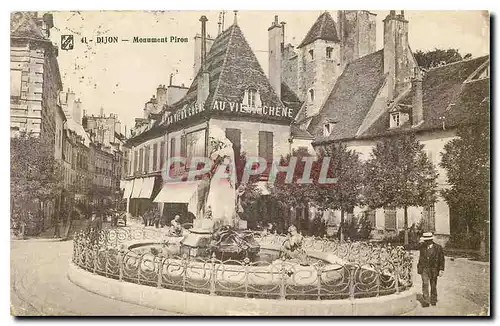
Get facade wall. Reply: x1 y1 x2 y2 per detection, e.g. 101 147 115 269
210 119 291 161
129 134 167 176
332 129 457 236
10 42 45 136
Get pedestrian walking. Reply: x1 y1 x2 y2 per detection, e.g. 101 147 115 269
417 232 445 307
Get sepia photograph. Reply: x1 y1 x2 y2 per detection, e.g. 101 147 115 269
9 8 490 316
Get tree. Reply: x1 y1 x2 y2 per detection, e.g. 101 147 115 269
364 133 438 245
440 104 489 252
313 143 364 241
414 48 471 69
269 147 318 233
11 133 64 235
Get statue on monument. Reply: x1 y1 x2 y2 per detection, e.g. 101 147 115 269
205 126 238 227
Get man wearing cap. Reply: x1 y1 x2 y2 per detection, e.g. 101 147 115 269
417 232 445 307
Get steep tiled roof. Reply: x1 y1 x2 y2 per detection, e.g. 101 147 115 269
10 12 46 40
363 55 490 137
281 82 300 104
308 50 386 141
297 11 340 48
170 24 283 114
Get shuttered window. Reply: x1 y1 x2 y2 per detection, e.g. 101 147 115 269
139 148 144 173
258 131 273 163
153 143 158 171
384 207 397 230
11 70 22 97
364 209 376 228
225 128 241 160
160 141 165 169
144 145 150 173
170 138 176 158
133 150 138 173
180 135 187 159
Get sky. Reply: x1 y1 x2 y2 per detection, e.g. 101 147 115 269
47 10 490 135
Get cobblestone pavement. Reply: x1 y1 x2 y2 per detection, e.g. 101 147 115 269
10 225 490 316
10 239 178 316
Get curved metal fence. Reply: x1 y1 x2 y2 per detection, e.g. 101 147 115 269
72 228 413 300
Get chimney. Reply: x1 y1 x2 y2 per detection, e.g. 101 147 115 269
100 107 104 117
73 98 82 125
268 15 283 99
66 90 76 119
383 10 412 100
197 16 210 106
169 73 174 86
157 84 167 111
193 34 215 78
412 67 424 126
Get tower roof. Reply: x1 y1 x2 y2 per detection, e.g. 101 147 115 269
297 11 340 48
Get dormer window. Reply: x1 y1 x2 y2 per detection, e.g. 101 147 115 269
247 89 256 108
323 121 336 137
390 112 401 128
243 89 261 109
326 47 333 59
309 49 314 60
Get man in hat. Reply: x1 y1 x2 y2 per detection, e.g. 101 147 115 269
417 232 445 307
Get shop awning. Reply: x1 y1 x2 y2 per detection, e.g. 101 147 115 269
123 180 134 199
131 178 143 199
154 181 201 203
138 177 155 199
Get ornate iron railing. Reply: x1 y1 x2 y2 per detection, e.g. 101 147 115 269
72 228 413 300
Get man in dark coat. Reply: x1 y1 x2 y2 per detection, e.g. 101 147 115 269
417 232 445 307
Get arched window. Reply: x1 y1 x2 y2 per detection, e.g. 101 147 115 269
309 49 314 60
326 47 333 59
308 89 315 103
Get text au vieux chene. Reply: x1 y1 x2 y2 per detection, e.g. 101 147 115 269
164 100 294 125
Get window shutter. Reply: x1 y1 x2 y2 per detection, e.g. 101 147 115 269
242 90 249 107
255 91 262 108
170 138 176 158
266 132 273 163
160 141 165 169
180 135 187 159
384 208 397 230
226 128 241 160
153 143 158 171
258 131 266 161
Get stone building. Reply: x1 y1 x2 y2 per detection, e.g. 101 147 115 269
306 11 490 244
269 11 377 128
10 12 64 143
11 12 68 227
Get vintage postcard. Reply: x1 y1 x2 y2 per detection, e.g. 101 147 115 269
10 10 490 316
